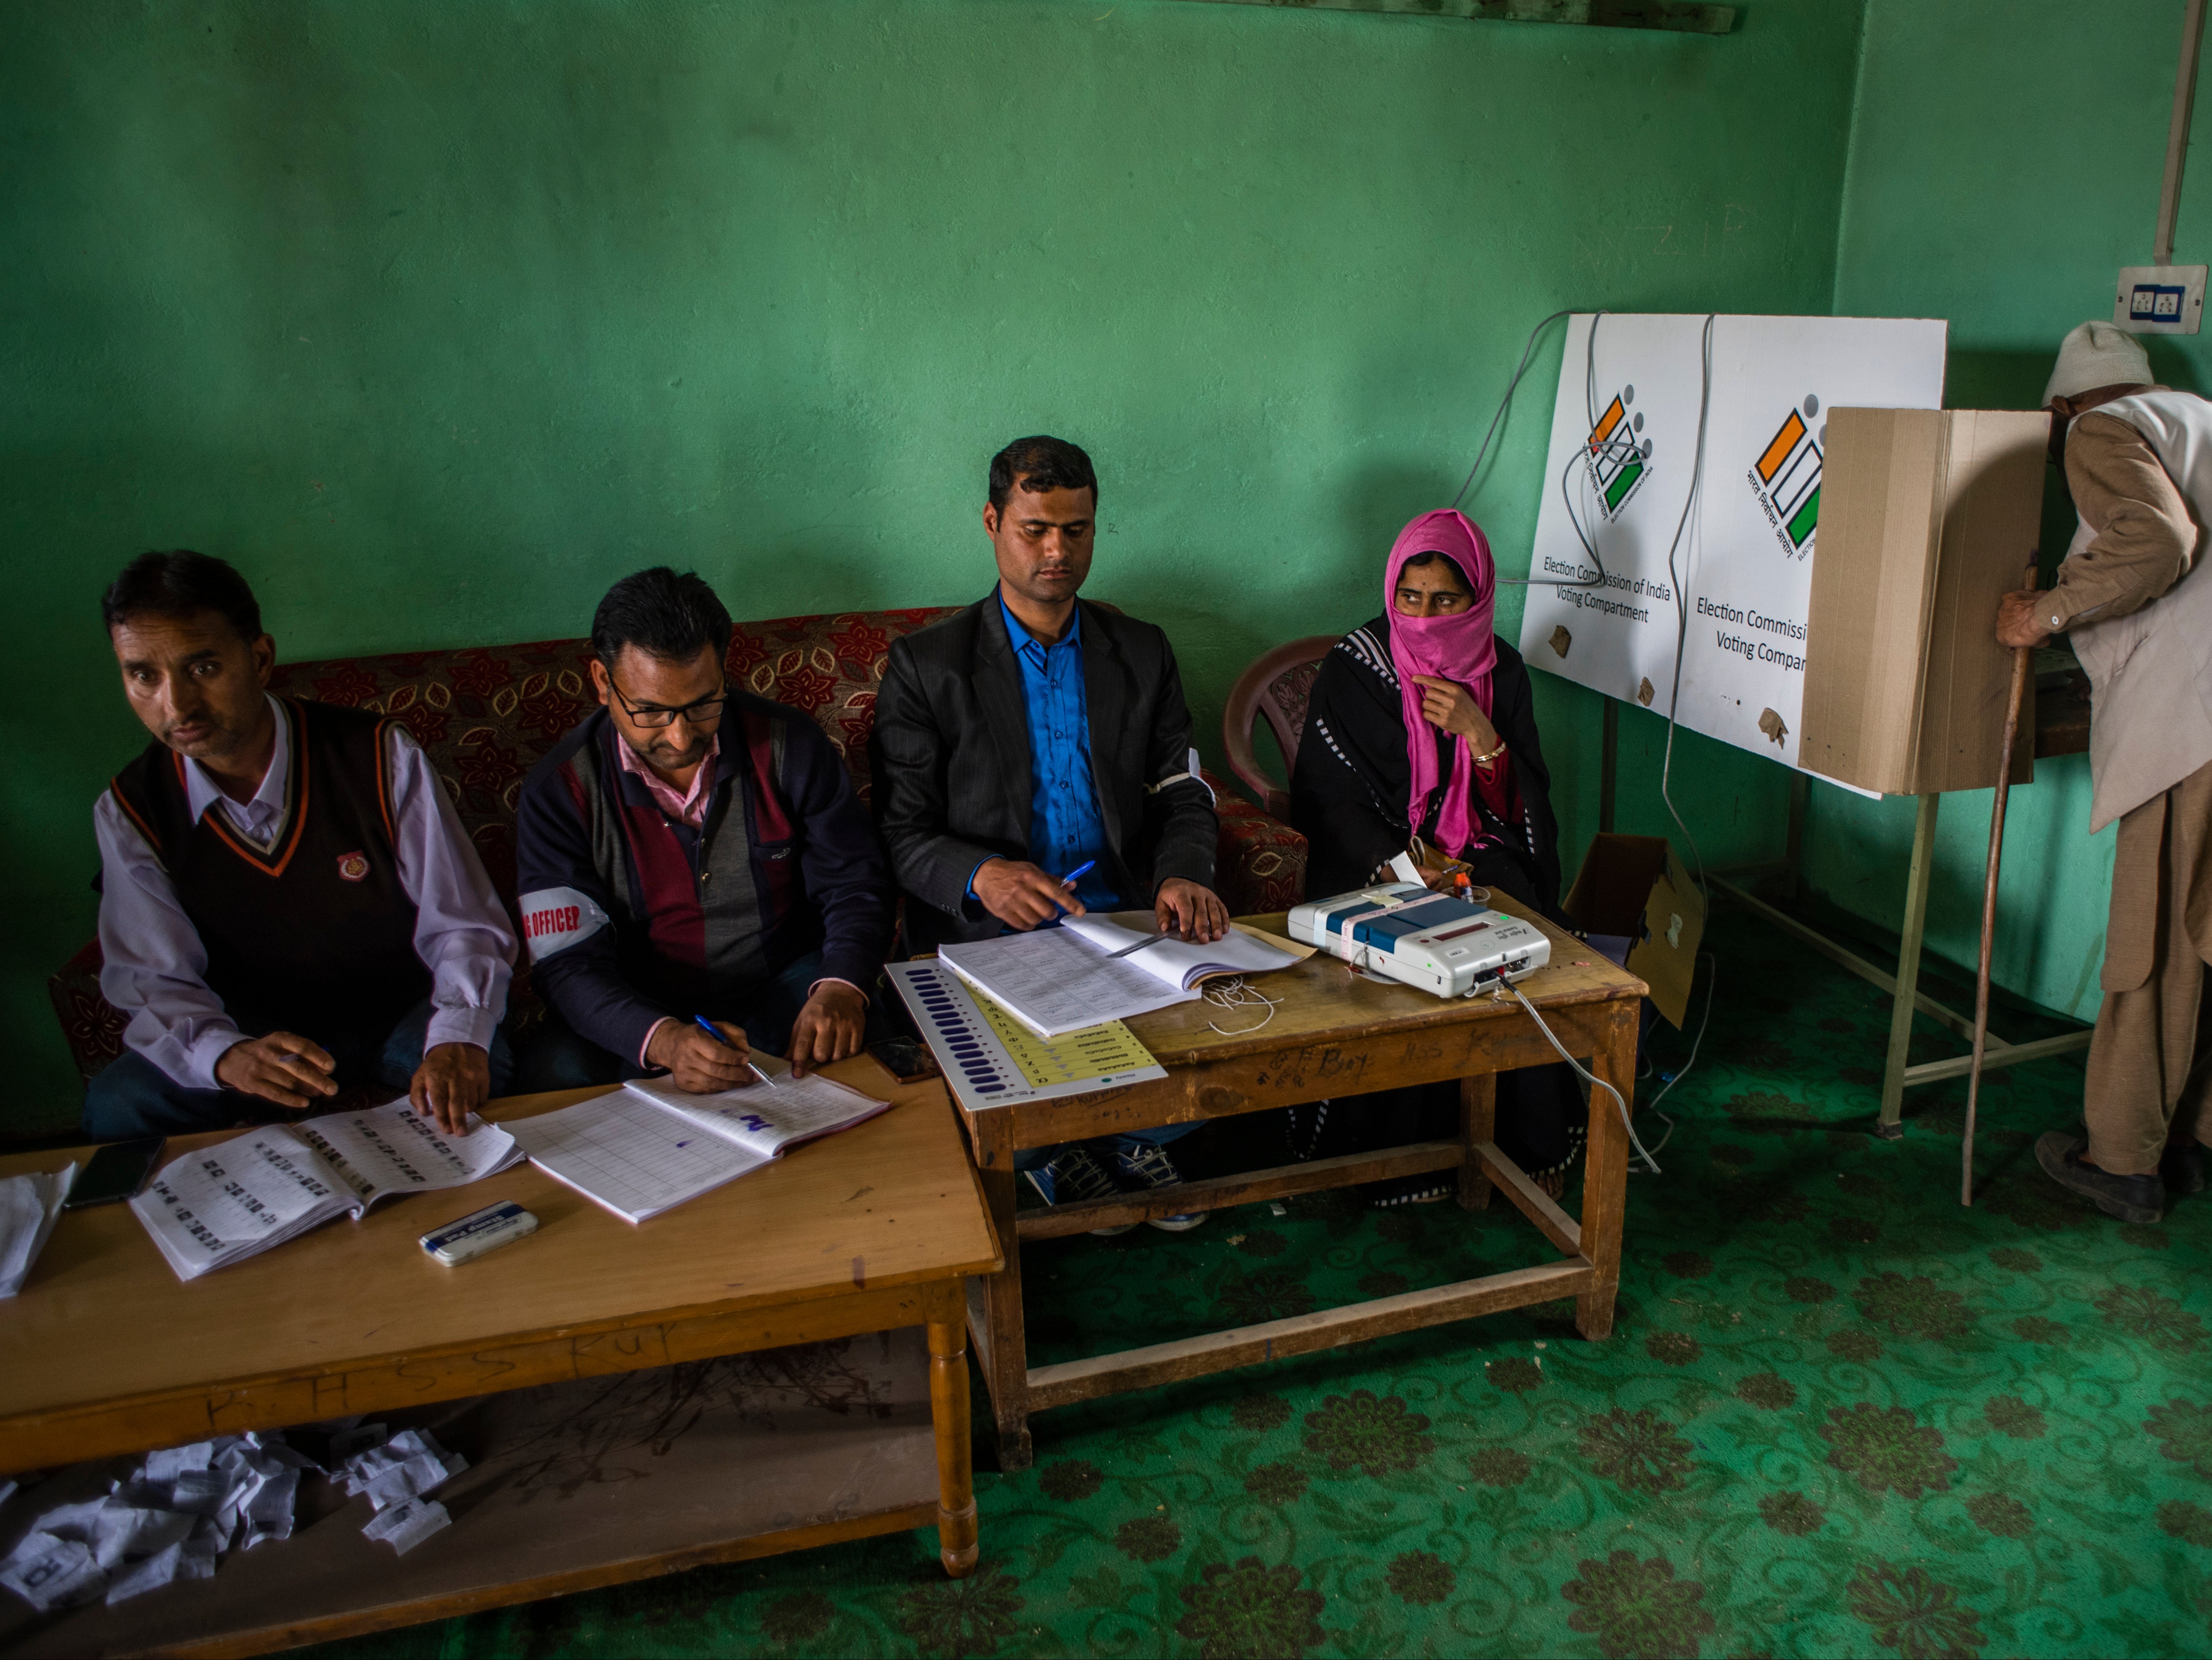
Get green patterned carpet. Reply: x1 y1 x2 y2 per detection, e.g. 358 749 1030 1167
311 906 2212 1660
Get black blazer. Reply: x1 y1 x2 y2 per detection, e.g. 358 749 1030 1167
871 592 1218 952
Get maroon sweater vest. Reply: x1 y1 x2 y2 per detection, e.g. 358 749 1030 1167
109 698 429 1046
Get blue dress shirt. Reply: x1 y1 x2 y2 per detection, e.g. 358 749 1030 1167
979 594 1121 913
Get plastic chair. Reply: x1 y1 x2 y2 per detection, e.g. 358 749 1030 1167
1220 636 1336 821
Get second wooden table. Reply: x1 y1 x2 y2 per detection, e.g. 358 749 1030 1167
957 903 1645 1467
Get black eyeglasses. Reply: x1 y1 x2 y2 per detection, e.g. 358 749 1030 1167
608 677 731 730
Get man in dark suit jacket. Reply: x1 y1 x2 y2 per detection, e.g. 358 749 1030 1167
872 435 1224 1231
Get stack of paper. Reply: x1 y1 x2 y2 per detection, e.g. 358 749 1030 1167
130 1100 524 1281
0 1162 75 1297
938 919 1301 1040
506 1056 891 1224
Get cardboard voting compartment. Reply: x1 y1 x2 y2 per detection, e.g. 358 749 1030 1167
1563 834 1706 1027
1801 409 2046 796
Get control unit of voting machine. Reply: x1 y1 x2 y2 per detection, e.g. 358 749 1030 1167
1289 883 1551 999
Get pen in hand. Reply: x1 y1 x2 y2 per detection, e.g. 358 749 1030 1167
693 1014 774 1088
1054 860 1095 915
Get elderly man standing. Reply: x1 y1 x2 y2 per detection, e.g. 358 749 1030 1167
871 435 1225 1230
1998 322 2212 1224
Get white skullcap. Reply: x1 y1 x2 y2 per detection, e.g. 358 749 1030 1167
2043 320 2152 406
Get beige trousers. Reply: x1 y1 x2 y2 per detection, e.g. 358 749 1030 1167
2086 757 2212 1173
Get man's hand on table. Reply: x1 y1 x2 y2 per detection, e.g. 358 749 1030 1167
788 982 868 1078
410 1042 491 1134
973 857 1083 930
1155 878 1230 943
647 1018 756 1093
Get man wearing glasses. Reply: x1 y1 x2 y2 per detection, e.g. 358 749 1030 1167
515 568 893 1091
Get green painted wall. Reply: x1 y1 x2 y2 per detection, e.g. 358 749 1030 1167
1816 0 2206 1021
2 0 1864 1132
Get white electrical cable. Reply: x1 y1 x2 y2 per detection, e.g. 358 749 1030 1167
1203 977 1282 1036
1503 981 1662 1175
1452 307 1616 593
1637 949 1716 1159
1452 307 1726 1155
1656 314 1719 892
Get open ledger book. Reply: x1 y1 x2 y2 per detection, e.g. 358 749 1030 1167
936 916 1303 1040
502 1057 892 1224
130 1101 524 1282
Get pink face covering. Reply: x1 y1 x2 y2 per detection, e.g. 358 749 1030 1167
1385 509 1498 860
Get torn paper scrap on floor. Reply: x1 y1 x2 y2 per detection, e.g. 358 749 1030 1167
360 1497 450 1556
0 1533 106 1614
0 1430 312 1612
340 1427 467 1512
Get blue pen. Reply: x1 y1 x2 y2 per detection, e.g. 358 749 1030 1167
693 1014 773 1087
1052 860 1096 917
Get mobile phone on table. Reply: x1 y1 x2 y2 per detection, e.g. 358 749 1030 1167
63 1136 165 1209
867 1037 939 1085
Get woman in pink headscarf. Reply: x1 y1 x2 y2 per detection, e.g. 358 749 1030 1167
1288 509 1574 1201
1291 509 1562 913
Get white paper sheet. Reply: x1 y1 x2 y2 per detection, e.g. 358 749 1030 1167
362 1497 450 1554
1 1533 106 1612
129 1134 344 1279
291 1100 521 1206
506 1092 769 1223
0 1163 74 1297
1060 916 1301 991
939 927 1200 1039
625 1058 889 1156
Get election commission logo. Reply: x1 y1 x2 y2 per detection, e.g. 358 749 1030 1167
1749 394 1823 558
336 851 370 882
1584 386 1652 521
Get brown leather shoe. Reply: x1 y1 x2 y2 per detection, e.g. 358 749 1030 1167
2036 1132 2164 1224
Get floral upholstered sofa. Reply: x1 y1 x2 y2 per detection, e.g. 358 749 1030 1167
48 608 1308 1084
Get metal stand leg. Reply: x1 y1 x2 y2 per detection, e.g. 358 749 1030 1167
1878 792 1941 1139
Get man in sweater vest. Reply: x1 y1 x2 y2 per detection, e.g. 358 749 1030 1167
87 552 518 1140
1997 322 2212 1224
514 568 893 1090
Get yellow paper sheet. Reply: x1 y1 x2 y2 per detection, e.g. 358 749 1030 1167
972 994 1158 1089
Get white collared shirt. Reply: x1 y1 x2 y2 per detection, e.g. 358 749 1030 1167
94 695 517 1090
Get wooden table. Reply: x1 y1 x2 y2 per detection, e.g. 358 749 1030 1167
0 1068 1000 1657
959 903 1644 1468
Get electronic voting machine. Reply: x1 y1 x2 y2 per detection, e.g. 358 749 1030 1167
1288 882 1550 999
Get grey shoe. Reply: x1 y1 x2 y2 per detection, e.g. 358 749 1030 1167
1025 1146 1136 1236
1111 1141 1207 1232
2035 1132 2163 1224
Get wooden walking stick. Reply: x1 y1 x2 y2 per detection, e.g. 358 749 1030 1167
1963 561 2040 1206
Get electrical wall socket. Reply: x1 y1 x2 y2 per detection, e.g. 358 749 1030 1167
2115 264 2207 334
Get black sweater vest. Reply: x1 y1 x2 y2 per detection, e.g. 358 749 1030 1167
109 698 429 1045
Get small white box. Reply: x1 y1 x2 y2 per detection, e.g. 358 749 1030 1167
2115 265 2207 335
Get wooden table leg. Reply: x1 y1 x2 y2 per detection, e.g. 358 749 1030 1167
1458 1072 1496 1210
1576 1000 1636 1340
926 1281 979 1578
968 1122 1034 1471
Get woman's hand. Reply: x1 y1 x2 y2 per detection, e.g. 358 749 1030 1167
1409 674 1500 755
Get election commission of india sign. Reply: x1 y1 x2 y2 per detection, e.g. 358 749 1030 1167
1517 313 1947 775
